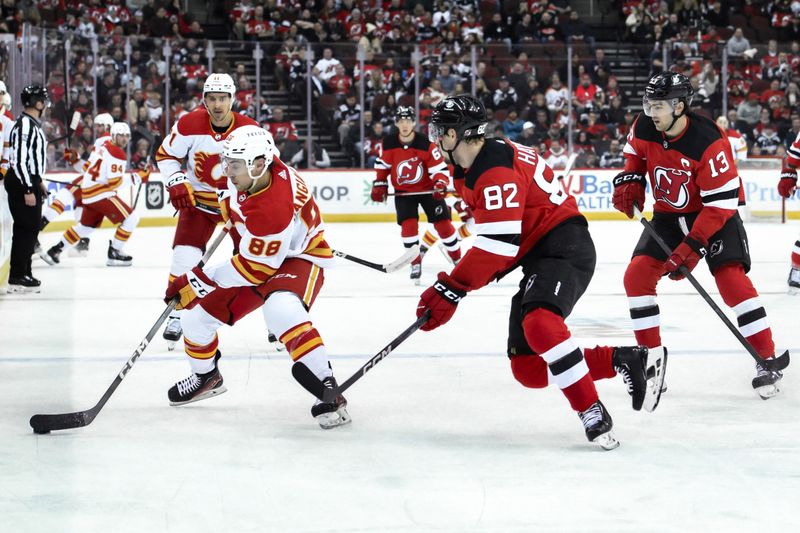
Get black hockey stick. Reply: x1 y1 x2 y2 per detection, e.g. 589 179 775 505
333 244 419 273
388 189 456 197
29 222 232 434
633 206 789 372
292 311 431 402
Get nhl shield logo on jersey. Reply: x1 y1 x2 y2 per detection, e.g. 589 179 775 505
396 157 424 186
653 166 691 209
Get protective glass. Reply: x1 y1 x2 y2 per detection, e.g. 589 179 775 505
642 96 675 117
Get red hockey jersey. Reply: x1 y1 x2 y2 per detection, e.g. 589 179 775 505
623 112 744 243
450 138 583 291
374 132 449 193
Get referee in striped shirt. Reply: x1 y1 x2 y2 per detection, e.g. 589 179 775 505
3 85 49 292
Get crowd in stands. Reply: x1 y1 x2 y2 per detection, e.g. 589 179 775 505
5 0 800 169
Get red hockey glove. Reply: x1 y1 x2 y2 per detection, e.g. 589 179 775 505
612 171 646 218
416 272 469 331
432 178 449 200
665 235 707 281
371 179 388 202
453 199 473 222
778 168 797 198
165 266 217 310
166 172 196 210
64 148 80 165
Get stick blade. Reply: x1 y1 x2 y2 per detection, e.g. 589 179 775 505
30 411 91 434
766 350 790 372
69 111 81 131
384 244 420 273
291 362 337 403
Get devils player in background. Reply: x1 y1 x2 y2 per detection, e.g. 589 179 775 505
156 73 259 349
39 113 116 256
776 124 800 293
614 72 788 399
371 106 461 284
416 95 667 450
164 126 349 428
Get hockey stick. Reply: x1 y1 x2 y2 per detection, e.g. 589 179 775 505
29 222 232 434
292 311 431 402
388 189 456 197
333 244 420 273
633 205 789 372
48 112 82 145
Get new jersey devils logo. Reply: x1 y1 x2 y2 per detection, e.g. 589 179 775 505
396 157 424 186
653 166 691 209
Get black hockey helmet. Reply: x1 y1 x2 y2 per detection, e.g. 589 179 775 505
643 72 693 114
428 94 488 143
394 105 415 122
21 85 49 108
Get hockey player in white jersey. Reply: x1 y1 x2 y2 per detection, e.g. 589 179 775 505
0 83 13 178
40 112 115 256
40 122 148 266
164 125 350 429
156 73 259 349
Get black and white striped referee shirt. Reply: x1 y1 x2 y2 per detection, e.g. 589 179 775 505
8 112 47 193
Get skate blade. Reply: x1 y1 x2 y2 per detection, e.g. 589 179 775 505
643 347 668 413
107 259 132 267
592 431 620 451
788 286 799 295
755 383 781 400
7 285 41 294
169 385 228 406
316 407 352 429
412 277 421 286
39 252 58 265
166 340 177 351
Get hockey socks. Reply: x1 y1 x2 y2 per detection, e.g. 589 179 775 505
624 255 664 348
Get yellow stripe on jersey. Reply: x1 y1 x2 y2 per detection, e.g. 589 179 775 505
280 322 313 345
231 254 276 285
303 265 320 306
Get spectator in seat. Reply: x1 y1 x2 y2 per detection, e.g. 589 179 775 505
537 12 562 42
508 62 532 104
563 11 594 48
587 49 612 82
543 139 570 169
599 138 625 168
328 64 354 98
737 93 762 131
518 121 537 147
335 92 361 153
545 74 569 115
291 141 331 169
436 64 460 94
493 76 518 111
726 28 751 58
474 78 494 111
531 109 551 145
364 121 384 168
315 47 342 84
484 12 511 45
503 109 525 141
267 107 300 160
756 123 781 155
573 73 601 113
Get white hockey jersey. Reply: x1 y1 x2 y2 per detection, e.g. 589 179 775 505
80 138 136 204
208 157 334 289
156 108 258 210
0 110 14 172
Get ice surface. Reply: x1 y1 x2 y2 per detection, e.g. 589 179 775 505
1 221 799 532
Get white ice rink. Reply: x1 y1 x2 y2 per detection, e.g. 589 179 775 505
2 220 799 532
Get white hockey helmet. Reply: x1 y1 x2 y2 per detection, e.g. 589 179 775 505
0 80 6 94
95 112 114 129
222 125 276 186
203 73 236 99
111 122 131 136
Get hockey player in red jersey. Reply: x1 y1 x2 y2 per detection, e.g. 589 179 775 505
164 126 350 429
416 95 667 450
776 127 800 293
614 72 787 399
371 106 461 284
156 73 259 349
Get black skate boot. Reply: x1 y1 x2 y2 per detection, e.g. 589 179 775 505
39 216 49 231
106 240 132 266
168 352 227 406
419 243 429 260
267 330 285 352
613 346 667 412
752 354 786 400
788 267 800 295
70 237 90 257
7 275 41 294
410 258 422 285
163 314 182 350
311 376 351 429
40 242 64 265
578 400 619 450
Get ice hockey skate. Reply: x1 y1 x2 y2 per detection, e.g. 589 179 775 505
163 315 182 350
106 240 133 267
788 267 800 295
267 330 285 352
7 275 41 294
40 242 64 266
578 400 619 450
752 353 786 399
612 345 667 412
69 238 90 257
410 260 422 285
168 352 227 406
311 376 351 429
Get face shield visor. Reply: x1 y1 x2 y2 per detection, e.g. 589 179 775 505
221 156 249 177
428 123 449 144
642 95 678 117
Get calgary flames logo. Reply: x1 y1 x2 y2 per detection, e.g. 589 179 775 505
396 157 423 186
193 151 225 188
653 166 691 209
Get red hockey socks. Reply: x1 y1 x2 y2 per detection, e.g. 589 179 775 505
510 345 616 389
792 239 800 268
521 308 598 412
433 220 461 262
400 218 420 248
714 263 775 358
624 255 665 348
